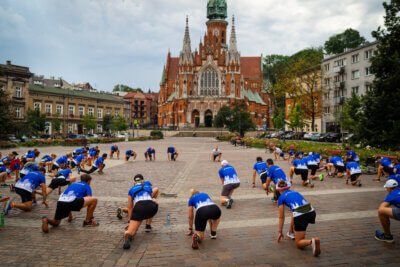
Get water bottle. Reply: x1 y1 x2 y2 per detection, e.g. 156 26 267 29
245 179 248 186
166 213 171 229
0 213 4 227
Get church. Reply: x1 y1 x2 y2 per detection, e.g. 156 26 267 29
158 0 271 128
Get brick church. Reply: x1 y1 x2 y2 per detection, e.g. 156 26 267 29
158 0 270 128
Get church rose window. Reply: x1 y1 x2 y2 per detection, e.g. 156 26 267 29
200 68 219 95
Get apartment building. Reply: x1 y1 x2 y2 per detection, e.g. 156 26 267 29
124 91 158 127
321 42 377 133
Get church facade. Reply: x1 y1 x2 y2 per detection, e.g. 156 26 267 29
158 0 271 128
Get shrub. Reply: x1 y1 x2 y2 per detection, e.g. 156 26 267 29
0 141 17 148
150 130 163 139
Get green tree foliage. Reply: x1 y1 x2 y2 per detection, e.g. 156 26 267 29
272 107 285 130
340 92 362 133
113 84 142 93
213 102 255 137
82 114 96 132
0 90 15 139
357 1 400 149
324 28 367 54
288 103 306 132
102 114 113 132
26 109 46 136
111 115 128 132
51 113 62 134
212 106 231 127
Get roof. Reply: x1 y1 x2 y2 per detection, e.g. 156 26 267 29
243 89 266 105
241 57 262 80
160 67 166 86
323 41 378 62
167 91 176 102
123 92 137 99
166 58 179 81
29 84 123 102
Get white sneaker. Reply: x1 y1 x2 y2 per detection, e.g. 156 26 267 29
287 232 295 240
210 234 217 239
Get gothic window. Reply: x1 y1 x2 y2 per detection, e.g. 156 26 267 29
200 68 219 96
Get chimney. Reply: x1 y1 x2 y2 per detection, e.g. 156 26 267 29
6 60 11 65
51 76 55 80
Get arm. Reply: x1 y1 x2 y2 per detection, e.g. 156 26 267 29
127 195 133 222
252 170 257 187
265 178 272 195
346 170 350 184
168 153 170 161
188 206 194 233
99 163 104 174
277 204 285 242
41 183 48 208
220 178 224 185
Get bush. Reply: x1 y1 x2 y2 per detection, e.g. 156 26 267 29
0 141 17 148
150 130 163 139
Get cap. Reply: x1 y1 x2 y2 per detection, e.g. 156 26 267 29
221 160 229 166
309 152 313 156
12 151 18 155
384 179 398 188
134 174 144 184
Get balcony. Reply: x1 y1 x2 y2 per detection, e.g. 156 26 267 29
333 66 345 74
334 97 345 105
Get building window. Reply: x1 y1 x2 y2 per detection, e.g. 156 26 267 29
45 122 52 135
351 54 359 63
0 84 5 91
68 105 75 116
34 102 41 111
97 124 102 133
79 106 85 116
68 123 73 133
15 107 22 118
45 103 52 114
352 86 359 94
365 67 372 76
97 108 103 118
88 107 95 116
15 86 22 98
324 63 330 72
365 84 372 92
106 108 111 115
56 104 63 115
287 104 291 114
352 70 360 79
365 49 374 59
200 68 219 95
74 123 78 131
334 58 346 67
115 110 120 117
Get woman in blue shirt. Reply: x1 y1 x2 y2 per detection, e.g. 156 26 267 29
185 189 221 249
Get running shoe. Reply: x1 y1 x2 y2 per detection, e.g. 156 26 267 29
373 178 380 182
41 216 49 233
287 232 295 240
4 200 13 215
210 233 217 239
192 233 199 249
375 230 394 243
9 184 14 192
312 237 321 257
83 218 100 227
123 234 132 250
270 186 274 193
319 174 324 181
271 197 278 203
117 207 123 220
226 198 233 209
32 200 37 206
0 183 9 187
145 225 152 232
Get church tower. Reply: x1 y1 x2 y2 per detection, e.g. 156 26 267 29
206 0 228 47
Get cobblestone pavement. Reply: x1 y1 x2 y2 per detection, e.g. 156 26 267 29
1 137 399 266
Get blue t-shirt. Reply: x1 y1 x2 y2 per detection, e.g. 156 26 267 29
1 156 11 162
289 150 295 156
388 174 400 185
293 159 308 170
74 154 85 164
26 153 36 159
56 169 72 180
21 165 40 175
128 181 153 204
15 171 46 193
167 147 176 154
111 145 119 152
188 193 215 209
253 162 268 175
395 164 400 174
56 156 68 165
267 165 289 185
384 188 400 208
126 150 134 156
94 157 104 168
219 165 240 185
346 151 359 161
89 150 97 157
313 153 321 161
380 158 393 168
330 157 344 166
89 147 96 153
41 155 53 162
278 190 313 217
146 148 155 154
304 156 318 166
0 166 6 173
59 182 92 202
346 162 362 175
74 148 85 154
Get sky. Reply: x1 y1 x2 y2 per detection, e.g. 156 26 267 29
0 0 385 92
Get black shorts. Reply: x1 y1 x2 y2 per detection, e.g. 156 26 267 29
383 166 394 174
15 187 32 203
145 153 153 159
294 211 316 232
295 168 308 181
195 205 221 232
52 164 60 171
170 153 176 160
126 156 131 160
350 173 361 181
213 154 220 160
260 171 268 184
131 200 158 221
393 208 400 221
54 198 85 220
334 165 346 173
221 183 240 196
48 178 70 190
308 165 318 175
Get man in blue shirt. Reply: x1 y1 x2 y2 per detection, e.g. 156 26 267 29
5 168 48 215
144 147 156 161
252 157 268 188
125 150 137 162
394 162 400 175
0 162 11 187
327 156 345 178
37 168 76 197
81 153 107 175
218 160 240 209
263 159 291 202
375 179 400 243
110 145 120 160
344 148 360 163
41 174 99 233
345 159 362 186
167 147 179 161
71 151 87 174
289 155 313 187
375 157 394 182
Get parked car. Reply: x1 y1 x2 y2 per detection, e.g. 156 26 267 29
66 134 78 139
317 133 330 142
343 133 355 142
283 131 295 139
325 133 341 143
117 133 127 138
40 134 52 139
87 134 99 138
310 133 321 141
304 132 318 140
8 136 21 143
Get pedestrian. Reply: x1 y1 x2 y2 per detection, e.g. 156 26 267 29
289 154 313 187
218 160 240 209
81 153 107 175
212 147 222 162
167 147 178 161
344 148 360 163
327 156 345 178
375 157 394 182
37 168 77 196
125 150 137 162
144 147 156 161
263 159 291 202
345 159 362 186
252 157 268 188
110 145 120 160
70 151 87 174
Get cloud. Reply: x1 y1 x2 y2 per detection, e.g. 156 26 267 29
0 0 384 92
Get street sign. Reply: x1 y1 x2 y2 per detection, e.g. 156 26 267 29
134 120 138 125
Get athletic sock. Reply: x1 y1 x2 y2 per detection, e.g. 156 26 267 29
211 231 216 236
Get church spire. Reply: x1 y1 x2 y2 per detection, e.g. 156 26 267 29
180 16 193 66
229 15 238 53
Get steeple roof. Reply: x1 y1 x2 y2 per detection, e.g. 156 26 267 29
179 16 193 66
207 0 227 20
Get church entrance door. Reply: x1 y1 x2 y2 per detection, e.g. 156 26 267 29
191 110 200 128
205 110 213 128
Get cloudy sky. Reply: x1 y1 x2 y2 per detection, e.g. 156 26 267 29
0 0 384 92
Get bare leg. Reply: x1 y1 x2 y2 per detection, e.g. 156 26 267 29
13 201 33 211
82 197 98 222
294 231 312 249
378 207 394 235
124 220 142 240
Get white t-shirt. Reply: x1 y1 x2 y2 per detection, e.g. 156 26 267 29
213 149 221 155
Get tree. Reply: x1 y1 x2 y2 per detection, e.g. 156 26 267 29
288 103 306 132
0 90 15 139
113 84 143 93
82 114 96 133
340 92 362 133
324 28 367 54
52 113 62 136
357 0 400 149
111 115 128 132
212 102 255 136
102 114 113 132
272 107 285 130
213 106 231 127
26 109 46 136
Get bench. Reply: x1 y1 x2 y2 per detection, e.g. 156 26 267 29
322 149 342 159
375 154 399 162
284 145 297 152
